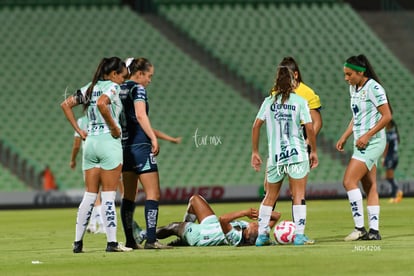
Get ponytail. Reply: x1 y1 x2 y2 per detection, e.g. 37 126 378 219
345 54 381 84
83 57 126 111
272 66 296 104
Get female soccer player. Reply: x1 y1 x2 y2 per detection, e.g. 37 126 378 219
69 114 105 234
119 57 180 249
263 56 323 203
61 57 131 253
252 66 318 246
153 194 280 247
336 55 392 241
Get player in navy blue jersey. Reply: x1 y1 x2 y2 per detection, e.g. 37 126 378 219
383 119 402 203
119 57 181 249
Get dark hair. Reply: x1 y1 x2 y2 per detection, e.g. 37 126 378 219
272 66 296 104
84 57 126 110
279 56 303 83
234 227 257 246
346 54 394 113
345 54 381 84
127 57 152 77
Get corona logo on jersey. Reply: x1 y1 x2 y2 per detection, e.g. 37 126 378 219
270 103 296 111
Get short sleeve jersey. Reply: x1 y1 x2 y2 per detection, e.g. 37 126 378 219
79 80 122 136
294 82 322 110
272 82 321 110
256 93 312 166
350 79 387 140
119 80 150 146
224 220 249 246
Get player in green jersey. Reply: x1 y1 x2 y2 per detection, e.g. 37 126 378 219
136 194 281 247
336 54 392 241
252 66 318 246
61 57 131 253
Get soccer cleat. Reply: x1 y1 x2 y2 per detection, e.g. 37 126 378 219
105 242 133 252
395 190 403 203
133 221 146 244
367 229 381 240
144 240 173 249
388 198 395 203
293 234 315 245
125 242 144 250
255 234 273 246
73 240 83 253
344 227 368 241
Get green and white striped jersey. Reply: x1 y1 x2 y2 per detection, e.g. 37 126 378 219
80 80 122 136
349 79 387 141
256 93 312 166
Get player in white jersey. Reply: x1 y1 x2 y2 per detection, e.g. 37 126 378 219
61 57 132 253
264 57 323 200
69 114 105 234
252 66 318 246
336 55 392 241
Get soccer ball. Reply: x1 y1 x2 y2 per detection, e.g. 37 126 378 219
273 220 296 244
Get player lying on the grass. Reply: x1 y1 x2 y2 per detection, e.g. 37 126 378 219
135 194 280 246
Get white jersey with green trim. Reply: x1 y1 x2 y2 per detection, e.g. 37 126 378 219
349 79 387 141
80 80 122 136
256 93 311 166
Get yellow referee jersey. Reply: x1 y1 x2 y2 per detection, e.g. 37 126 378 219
271 82 321 110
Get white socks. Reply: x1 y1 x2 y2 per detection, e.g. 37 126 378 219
347 189 364 228
75 192 97 241
95 205 105 229
347 188 380 230
258 204 272 235
367 205 380 231
292 205 306 235
101 191 117 242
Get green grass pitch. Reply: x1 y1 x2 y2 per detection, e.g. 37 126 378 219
0 198 413 276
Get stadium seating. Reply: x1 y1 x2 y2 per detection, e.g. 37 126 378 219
0 166 30 192
1 1 412 192
0 4 269 190
157 1 413 180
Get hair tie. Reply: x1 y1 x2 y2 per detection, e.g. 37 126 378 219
125 57 134 68
344 62 366 72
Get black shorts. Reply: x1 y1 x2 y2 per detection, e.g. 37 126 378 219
123 143 158 174
384 155 398 170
